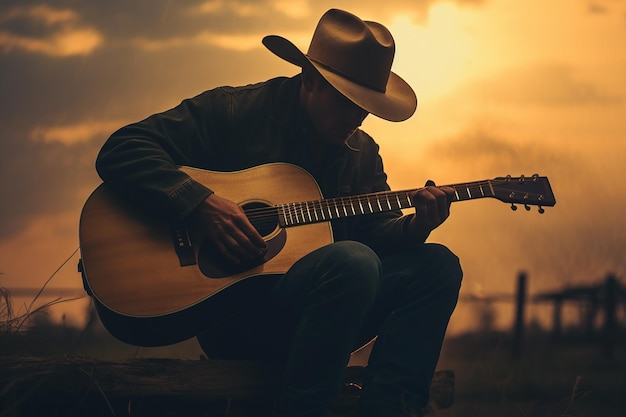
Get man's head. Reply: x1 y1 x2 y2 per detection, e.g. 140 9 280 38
263 8 417 123
299 66 370 146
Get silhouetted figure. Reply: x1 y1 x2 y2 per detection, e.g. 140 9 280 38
95 9 462 417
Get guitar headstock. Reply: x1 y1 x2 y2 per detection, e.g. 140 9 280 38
491 174 556 213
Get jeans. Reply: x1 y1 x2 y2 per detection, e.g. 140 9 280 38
196 240 462 417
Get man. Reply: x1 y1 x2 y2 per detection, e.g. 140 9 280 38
96 8 462 417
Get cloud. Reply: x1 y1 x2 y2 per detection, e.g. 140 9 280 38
426 127 562 175
0 135 102 241
588 2 609 14
0 27 102 56
0 4 77 25
0 1 484 57
272 0 311 19
467 64 624 108
30 120 129 145
0 4 102 56
132 29 310 52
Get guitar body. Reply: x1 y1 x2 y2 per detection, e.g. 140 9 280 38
80 162 555 346
79 163 333 346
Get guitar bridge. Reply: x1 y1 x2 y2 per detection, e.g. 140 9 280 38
172 226 197 266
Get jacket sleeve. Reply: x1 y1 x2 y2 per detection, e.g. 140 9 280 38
96 88 231 222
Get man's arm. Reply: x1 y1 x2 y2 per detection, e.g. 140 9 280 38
96 88 266 263
96 92 228 222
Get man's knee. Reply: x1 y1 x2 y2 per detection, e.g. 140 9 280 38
392 242 463 298
316 241 382 302
424 243 463 284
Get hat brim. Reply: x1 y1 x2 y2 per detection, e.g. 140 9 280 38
263 35 417 122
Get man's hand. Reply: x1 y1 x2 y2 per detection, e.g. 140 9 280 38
407 181 455 242
190 194 267 264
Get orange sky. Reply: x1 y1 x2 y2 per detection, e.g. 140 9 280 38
1 0 625 335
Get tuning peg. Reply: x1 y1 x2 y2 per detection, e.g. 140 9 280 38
524 204 531 211
538 206 545 214
510 203 517 211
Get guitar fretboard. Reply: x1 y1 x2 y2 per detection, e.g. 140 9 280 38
278 180 495 227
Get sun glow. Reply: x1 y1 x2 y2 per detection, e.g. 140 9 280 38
390 3 474 101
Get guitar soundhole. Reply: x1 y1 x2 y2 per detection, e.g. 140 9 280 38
242 201 278 237
197 201 286 279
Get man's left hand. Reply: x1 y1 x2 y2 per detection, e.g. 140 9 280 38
407 181 455 241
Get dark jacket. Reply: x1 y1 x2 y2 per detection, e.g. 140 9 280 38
96 75 416 254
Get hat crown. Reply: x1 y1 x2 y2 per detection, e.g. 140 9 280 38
261 8 417 121
306 9 395 93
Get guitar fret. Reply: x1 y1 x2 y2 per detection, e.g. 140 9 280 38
291 203 299 224
288 203 294 225
318 202 325 220
280 204 287 226
466 186 472 199
299 202 306 223
289 203 296 224
295 203 302 224
487 180 495 197
295 203 302 223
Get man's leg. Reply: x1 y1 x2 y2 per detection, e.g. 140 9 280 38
357 243 463 417
270 241 382 417
197 241 383 417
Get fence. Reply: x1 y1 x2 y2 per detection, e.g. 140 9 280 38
461 272 625 359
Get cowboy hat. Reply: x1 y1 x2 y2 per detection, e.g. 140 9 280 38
262 8 417 122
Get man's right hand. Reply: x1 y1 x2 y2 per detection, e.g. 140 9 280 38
189 194 267 264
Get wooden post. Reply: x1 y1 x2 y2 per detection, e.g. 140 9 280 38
584 290 598 339
512 271 527 359
603 274 617 360
552 296 562 340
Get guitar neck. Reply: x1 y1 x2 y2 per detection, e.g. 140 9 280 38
278 180 494 227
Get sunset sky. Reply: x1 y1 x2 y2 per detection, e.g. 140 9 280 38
1 0 625 334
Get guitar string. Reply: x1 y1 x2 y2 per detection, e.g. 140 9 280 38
242 185 545 221
240 182 547 224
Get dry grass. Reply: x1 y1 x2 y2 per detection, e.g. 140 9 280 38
434 331 625 417
1 276 624 416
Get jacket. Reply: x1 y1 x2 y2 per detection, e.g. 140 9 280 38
96 75 416 255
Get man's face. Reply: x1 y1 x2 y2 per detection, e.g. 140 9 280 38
302 75 369 146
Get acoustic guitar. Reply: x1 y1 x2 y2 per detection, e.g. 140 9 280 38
79 163 555 346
